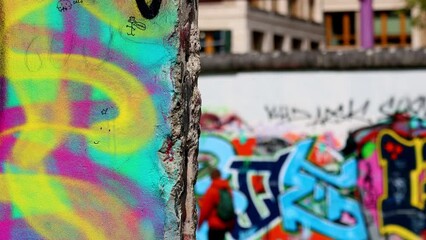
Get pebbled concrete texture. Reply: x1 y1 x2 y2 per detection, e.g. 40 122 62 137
201 49 426 73
164 0 201 239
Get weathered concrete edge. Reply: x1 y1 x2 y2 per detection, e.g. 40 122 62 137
164 0 201 238
179 0 201 238
200 49 426 73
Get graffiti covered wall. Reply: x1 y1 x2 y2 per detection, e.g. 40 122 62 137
199 71 426 141
196 71 426 239
0 0 200 239
196 114 426 240
351 115 426 240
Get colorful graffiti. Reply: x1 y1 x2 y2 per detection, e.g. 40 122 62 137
349 114 426 240
196 113 426 240
0 0 179 239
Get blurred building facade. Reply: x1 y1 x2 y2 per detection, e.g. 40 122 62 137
324 0 426 50
199 0 426 54
199 0 324 54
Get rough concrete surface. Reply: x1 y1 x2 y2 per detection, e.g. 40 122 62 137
166 0 201 239
201 49 426 73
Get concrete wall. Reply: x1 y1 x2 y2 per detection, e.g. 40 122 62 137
0 0 200 239
199 70 426 141
196 70 426 239
201 51 426 73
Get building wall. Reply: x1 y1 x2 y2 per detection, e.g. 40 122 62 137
199 0 325 54
197 70 426 239
0 0 200 239
199 1 251 53
324 0 406 12
247 9 324 52
324 0 426 49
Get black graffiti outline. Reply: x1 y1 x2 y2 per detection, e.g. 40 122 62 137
23 26 115 72
126 16 147 36
135 0 162 20
101 108 109 115
308 99 371 126
379 96 426 118
25 37 43 72
264 99 371 126
57 0 73 12
265 96 426 127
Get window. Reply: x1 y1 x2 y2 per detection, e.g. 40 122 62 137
200 31 231 55
289 0 298 18
374 11 411 47
311 41 320 50
309 0 315 21
252 31 264 52
292 38 302 51
325 12 356 47
272 0 279 13
274 35 284 51
249 0 261 9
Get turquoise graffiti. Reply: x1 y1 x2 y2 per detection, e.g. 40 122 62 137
0 0 179 239
197 112 426 240
196 132 366 239
280 139 366 239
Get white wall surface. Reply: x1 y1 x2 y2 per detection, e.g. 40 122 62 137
199 70 426 142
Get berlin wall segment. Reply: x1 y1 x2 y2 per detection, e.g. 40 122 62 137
0 0 200 239
196 112 426 240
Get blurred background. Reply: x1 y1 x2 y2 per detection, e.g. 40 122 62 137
195 0 426 239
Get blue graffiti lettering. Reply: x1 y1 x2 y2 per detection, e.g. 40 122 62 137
280 140 367 239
